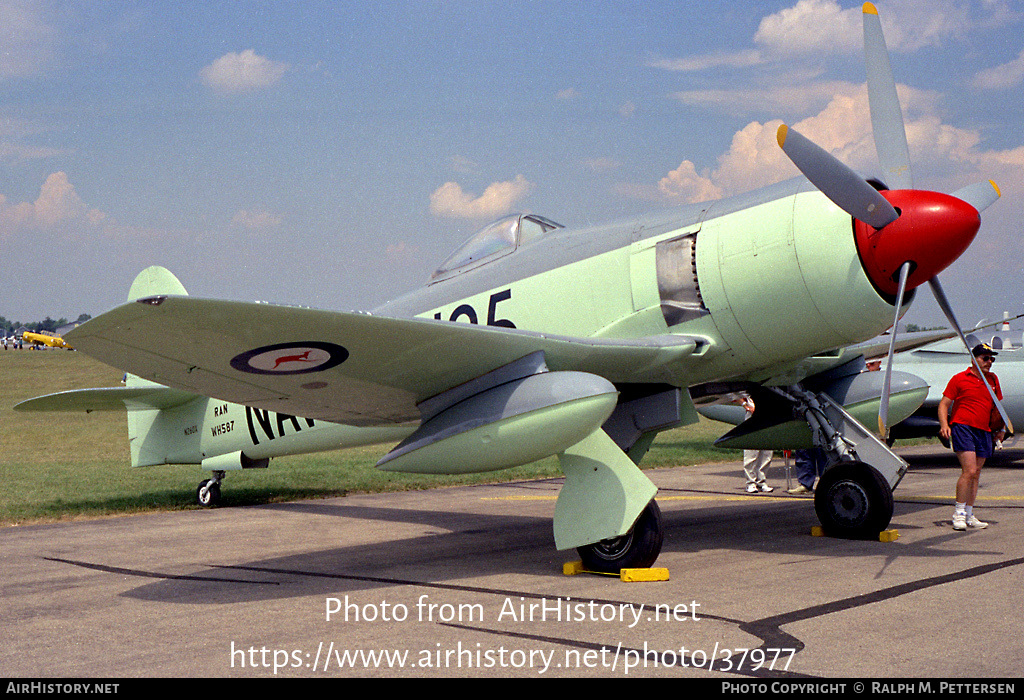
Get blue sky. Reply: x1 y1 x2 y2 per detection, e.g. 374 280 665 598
1 0 1022 334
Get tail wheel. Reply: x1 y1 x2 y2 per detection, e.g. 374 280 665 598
197 479 221 507
814 461 893 538
577 500 663 573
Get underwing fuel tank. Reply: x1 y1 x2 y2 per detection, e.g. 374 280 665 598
376 371 618 474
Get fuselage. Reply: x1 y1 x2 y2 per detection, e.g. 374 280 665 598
378 177 901 389
128 177 909 468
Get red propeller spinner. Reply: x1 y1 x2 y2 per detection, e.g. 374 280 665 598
854 188 984 298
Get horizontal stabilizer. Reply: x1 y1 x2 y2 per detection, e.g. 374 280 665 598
14 386 201 413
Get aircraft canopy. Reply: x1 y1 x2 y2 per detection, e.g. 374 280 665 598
431 214 563 282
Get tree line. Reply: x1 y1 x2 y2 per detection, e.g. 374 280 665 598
1 313 92 335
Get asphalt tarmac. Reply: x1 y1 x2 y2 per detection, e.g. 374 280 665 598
2 443 1022 679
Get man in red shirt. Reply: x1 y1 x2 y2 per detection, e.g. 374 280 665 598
938 344 1005 531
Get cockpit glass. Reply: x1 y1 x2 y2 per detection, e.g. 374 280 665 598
430 214 563 282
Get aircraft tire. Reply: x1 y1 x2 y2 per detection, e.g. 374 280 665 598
197 479 221 507
576 500 663 573
813 461 893 538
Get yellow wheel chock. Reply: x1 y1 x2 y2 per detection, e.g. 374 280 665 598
563 560 670 581
811 526 899 542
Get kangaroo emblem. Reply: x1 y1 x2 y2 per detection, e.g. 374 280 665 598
273 350 315 369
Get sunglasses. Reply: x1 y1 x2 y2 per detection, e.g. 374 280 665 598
978 356 995 362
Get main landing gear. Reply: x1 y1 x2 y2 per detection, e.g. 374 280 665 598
553 429 662 574
576 500 664 573
813 461 894 538
197 471 225 507
783 387 905 539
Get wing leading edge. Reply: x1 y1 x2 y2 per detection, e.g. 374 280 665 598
65 296 705 426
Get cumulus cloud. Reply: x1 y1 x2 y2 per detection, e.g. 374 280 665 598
647 0 858 74
657 161 723 203
200 50 289 94
429 175 532 219
651 88 865 205
645 81 1024 206
649 0 978 81
973 47 1024 89
0 172 106 236
753 0 862 57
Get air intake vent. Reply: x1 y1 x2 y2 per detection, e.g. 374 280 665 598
656 232 707 326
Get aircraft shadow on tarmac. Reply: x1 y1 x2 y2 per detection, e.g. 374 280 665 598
40 461 1015 607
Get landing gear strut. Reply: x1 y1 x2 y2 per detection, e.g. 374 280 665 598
197 471 224 507
778 386 904 539
576 500 663 573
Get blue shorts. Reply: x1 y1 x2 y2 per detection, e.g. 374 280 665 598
950 423 995 458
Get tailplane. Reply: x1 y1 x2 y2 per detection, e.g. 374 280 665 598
15 266 206 467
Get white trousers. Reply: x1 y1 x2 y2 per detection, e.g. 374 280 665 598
743 450 772 484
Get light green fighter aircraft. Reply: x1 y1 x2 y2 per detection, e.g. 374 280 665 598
15 4 1011 572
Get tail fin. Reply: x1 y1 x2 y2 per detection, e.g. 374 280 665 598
126 265 188 302
122 267 206 466
124 266 187 392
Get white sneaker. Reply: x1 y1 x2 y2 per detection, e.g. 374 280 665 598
967 515 989 529
952 513 967 531
758 483 774 493
746 483 759 494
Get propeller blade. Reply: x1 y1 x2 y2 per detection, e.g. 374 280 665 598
929 277 1014 434
878 261 912 438
951 180 1001 214
863 2 913 190
777 124 900 229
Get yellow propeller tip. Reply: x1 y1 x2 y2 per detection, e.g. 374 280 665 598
863 2 878 15
777 124 789 148
990 180 1001 198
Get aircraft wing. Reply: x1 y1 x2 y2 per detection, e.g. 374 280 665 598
846 329 957 360
64 296 704 426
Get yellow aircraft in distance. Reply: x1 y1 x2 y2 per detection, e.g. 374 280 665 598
22 331 73 350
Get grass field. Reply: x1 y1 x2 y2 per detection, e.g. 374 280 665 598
0 348 742 525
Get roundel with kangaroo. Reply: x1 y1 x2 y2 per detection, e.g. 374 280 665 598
230 342 349 375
